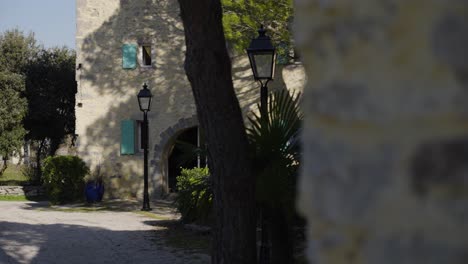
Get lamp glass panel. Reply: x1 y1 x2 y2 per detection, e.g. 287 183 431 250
253 53 273 79
139 97 151 111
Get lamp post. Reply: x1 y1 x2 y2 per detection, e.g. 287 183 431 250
247 25 276 120
247 25 276 264
137 82 152 211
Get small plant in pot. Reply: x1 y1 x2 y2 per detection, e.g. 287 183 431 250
85 164 105 203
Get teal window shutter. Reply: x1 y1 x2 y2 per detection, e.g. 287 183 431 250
122 44 137 69
121 120 135 155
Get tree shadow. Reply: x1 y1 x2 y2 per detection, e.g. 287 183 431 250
143 219 211 255
18 201 49 210
0 219 209 263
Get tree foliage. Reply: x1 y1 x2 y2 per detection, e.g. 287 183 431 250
0 29 36 175
0 29 76 181
0 29 39 74
24 47 77 156
222 0 293 61
0 72 27 175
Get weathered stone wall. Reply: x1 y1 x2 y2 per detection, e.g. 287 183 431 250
0 186 44 197
76 0 194 199
76 0 306 198
295 0 468 263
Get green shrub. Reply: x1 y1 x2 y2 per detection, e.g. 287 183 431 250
175 167 212 224
42 155 89 204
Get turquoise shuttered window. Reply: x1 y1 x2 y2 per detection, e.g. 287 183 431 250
122 44 137 69
121 120 135 155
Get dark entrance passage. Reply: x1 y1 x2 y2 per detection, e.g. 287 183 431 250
167 127 198 192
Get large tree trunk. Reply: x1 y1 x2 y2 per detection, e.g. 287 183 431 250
295 0 468 263
177 0 257 263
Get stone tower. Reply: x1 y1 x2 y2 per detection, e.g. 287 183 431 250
75 0 305 198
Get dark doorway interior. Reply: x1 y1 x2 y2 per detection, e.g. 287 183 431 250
168 127 198 192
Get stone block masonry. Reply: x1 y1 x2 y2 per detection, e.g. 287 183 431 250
0 186 44 197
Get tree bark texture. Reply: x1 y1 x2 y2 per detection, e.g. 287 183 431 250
177 1 257 263
295 0 468 263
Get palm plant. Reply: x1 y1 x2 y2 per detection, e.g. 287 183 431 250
247 89 303 263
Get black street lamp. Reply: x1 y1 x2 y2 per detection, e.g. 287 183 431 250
137 82 152 211
247 25 276 120
247 25 276 264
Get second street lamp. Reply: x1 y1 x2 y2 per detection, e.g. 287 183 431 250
137 82 152 211
247 25 277 264
247 25 276 120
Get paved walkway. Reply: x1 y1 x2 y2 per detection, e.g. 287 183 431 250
0 201 209 264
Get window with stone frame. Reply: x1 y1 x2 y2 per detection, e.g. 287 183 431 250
141 45 152 67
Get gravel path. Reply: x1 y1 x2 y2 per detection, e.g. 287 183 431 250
0 201 209 264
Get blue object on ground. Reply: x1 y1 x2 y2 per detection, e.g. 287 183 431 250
85 181 105 203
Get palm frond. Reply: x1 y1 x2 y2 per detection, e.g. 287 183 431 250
247 89 302 205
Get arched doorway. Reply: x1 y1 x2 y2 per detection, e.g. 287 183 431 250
167 126 200 192
151 114 199 194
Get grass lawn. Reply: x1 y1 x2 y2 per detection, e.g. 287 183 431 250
0 195 29 201
0 194 47 201
0 165 30 186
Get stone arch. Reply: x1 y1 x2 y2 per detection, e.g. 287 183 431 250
150 114 198 193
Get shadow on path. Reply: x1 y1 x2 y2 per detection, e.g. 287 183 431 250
0 208 208 264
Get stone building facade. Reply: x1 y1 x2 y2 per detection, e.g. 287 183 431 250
75 0 304 198
295 0 468 263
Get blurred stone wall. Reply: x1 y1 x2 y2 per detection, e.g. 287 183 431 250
295 0 468 263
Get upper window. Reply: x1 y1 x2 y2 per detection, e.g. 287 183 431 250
141 45 152 67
